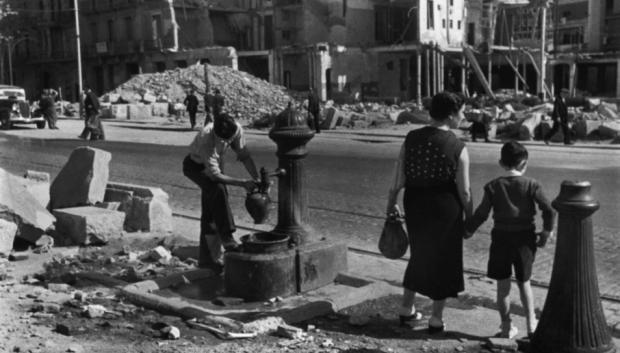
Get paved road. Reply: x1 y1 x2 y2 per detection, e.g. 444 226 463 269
1 118 619 299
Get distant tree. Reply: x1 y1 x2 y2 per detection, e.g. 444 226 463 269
0 0 36 83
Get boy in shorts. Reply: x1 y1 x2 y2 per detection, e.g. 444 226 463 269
465 141 555 339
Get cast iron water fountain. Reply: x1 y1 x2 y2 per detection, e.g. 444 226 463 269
225 104 348 301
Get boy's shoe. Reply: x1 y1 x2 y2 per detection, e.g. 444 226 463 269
496 322 519 339
527 318 538 338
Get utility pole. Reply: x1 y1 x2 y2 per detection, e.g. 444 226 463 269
74 0 83 104
540 4 547 100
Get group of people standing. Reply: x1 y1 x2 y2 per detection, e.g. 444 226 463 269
39 89 59 129
387 91 555 339
182 88 225 130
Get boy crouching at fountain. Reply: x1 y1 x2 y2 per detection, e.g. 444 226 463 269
465 141 556 339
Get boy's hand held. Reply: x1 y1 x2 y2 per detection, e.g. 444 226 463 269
537 231 552 247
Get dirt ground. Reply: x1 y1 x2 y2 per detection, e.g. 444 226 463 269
1 229 503 353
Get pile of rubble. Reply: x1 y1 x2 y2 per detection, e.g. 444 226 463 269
104 64 297 121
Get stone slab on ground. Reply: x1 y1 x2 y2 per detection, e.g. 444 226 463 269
0 219 17 255
49 147 112 210
106 182 173 233
127 104 152 120
0 168 55 243
52 206 125 245
298 240 348 292
111 104 128 120
151 102 169 117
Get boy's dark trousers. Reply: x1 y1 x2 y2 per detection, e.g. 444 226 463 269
470 121 489 142
182 155 236 268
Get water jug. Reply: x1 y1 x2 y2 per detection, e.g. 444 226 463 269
245 167 272 224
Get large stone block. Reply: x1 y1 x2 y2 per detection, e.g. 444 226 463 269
297 240 348 293
23 170 50 209
0 168 55 243
517 112 543 141
53 206 125 245
573 119 601 139
111 104 128 120
599 121 620 139
0 219 17 255
151 102 169 117
50 147 111 210
396 110 430 125
106 182 172 233
127 104 152 120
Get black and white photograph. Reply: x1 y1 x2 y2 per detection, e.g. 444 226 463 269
0 1 618 352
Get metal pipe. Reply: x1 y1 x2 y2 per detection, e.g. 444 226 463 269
74 0 83 103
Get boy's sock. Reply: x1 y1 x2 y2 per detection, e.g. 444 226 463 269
499 320 519 339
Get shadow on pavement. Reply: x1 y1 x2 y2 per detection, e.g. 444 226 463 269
114 124 194 132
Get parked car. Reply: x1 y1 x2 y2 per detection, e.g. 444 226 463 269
0 85 45 129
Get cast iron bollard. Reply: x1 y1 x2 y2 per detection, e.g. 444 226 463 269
268 104 314 245
531 181 616 353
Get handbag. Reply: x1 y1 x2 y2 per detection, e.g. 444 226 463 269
378 212 409 259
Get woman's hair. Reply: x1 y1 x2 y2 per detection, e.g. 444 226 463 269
500 140 529 169
429 91 464 121
213 113 238 140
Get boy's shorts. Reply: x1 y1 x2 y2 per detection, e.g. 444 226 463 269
487 229 537 282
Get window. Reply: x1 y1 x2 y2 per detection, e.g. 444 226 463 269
176 60 187 68
282 30 291 40
125 17 133 40
450 19 453 28
155 62 166 72
90 22 98 42
458 20 461 29
152 15 162 41
606 0 613 12
450 0 453 5
427 0 434 29
442 19 446 28
107 19 114 42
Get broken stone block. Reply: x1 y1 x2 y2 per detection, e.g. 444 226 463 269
487 337 518 352
161 325 180 340
396 110 430 125
146 246 172 262
0 219 17 255
517 112 543 140
598 122 620 139
106 182 173 233
276 324 304 339
597 103 618 120
82 304 106 318
0 168 56 243
142 92 157 103
111 104 128 120
95 202 121 211
53 206 125 245
22 171 50 209
573 119 601 139
151 102 169 117
127 104 152 120
49 147 112 210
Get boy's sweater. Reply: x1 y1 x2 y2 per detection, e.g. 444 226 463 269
466 174 555 233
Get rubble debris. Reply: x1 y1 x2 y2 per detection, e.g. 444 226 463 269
50 147 112 210
46 283 70 293
34 235 55 254
241 316 286 335
104 182 173 233
0 219 17 255
276 324 305 340
55 323 71 336
145 246 172 262
109 63 296 121
0 168 56 244
53 206 125 245
486 337 518 352
82 304 107 318
161 325 181 340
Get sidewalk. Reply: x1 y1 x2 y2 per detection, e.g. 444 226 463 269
170 214 620 350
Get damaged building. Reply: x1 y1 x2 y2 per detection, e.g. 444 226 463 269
5 0 620 102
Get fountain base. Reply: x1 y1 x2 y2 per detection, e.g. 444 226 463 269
225 237 347 301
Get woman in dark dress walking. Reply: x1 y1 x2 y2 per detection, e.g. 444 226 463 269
386 91 473 333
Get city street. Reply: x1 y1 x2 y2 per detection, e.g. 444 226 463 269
1 118 619 299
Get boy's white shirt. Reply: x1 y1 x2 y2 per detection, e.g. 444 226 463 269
505 169 523 177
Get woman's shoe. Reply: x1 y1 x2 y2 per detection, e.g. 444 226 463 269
428 316 445 334
399 311 423 326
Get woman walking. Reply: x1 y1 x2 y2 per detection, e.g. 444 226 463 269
386 91 473 333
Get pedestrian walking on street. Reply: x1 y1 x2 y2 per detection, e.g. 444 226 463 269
184 89 199 129
308 87 321 133
544 88 573 145
465 141 555 339
79 86 104 141
39 89 59 129
386 91 473 334
182 113 259 273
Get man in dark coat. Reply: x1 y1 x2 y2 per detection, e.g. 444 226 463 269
79 86 104 140
184 89 199 129
307 87 321 133
544 88 572 145
40 89 58 129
